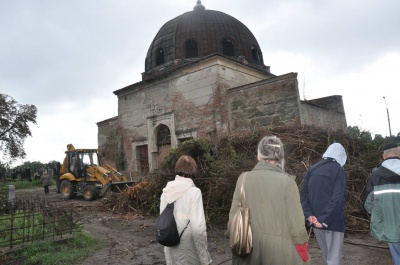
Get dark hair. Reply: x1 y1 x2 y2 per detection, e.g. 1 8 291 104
383 143 400 157
383 143 398 151
175 155 197 178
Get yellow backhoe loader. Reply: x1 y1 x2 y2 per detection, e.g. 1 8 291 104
58 144 134 200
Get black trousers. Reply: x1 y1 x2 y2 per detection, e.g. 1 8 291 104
44 186 49 195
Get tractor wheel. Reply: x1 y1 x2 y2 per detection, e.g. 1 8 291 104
83 185 98 201
60 180 76 199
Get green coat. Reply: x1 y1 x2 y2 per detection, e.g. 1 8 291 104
227 162 309 265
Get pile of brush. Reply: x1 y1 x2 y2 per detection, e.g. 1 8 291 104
103 125 383 233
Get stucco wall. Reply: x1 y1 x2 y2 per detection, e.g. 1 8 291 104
98 57 347 174
97 116 118 147
96 116 118 168
300 96 347 131
113 57 270 172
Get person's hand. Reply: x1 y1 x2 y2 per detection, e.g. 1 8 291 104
313 220 323 228
307 216 317 225
307 216 323 228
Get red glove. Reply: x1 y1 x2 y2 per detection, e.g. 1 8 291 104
295 243 309 262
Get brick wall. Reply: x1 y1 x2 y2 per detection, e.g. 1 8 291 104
227 73 302 133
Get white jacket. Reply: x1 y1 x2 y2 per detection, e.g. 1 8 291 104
160 175 212 265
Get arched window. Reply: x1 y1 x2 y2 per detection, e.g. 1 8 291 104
156 48 164 66
157 124 171 145
222 38 234 56
185 40 198 58
251 45 260 62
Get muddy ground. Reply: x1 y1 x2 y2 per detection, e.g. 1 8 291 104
14 186 392 265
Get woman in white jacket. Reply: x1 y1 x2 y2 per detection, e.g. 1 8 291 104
160 155 212 265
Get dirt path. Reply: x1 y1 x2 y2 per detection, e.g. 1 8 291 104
14 186 392 265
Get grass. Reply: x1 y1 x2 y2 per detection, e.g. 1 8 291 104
0 179 57 190
1 179 56 207
1 180 45 213
0 181 101 264
0 210 77 248
1 231 106 265
0 210 50 245
0 180 43 190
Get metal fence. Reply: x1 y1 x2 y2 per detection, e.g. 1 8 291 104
0 196 78 251
0 187 7 209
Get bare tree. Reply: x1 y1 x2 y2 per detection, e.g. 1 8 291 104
0 94 37 162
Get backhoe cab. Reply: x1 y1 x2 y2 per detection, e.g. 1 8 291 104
59 144 134 200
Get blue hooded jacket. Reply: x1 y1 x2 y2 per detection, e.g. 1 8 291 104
300 143 347 232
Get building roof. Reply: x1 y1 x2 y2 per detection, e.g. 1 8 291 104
144 1 267 75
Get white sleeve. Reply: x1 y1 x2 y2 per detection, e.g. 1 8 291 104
160 193 167 214
190 188 212 265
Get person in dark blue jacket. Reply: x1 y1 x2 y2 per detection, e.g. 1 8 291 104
300 143 347 265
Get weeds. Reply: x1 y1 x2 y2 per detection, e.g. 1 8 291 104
1 231 104 265
0 180 46 190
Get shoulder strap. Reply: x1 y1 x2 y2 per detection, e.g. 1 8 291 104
179 220 190 237
240 172 248 207
169 201 191 238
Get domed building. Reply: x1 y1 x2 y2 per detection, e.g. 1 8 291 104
97 1 347 175
143 0 268 79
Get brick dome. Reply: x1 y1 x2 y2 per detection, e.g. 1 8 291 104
144 1 265 73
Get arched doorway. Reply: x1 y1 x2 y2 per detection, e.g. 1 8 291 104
156 124 171 164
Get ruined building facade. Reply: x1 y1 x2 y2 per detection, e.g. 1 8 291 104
97 1 347 176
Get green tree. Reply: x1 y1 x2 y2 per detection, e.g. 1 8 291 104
0 94 37 162
347 125 372 141
372 134 385 147
348 126 399 148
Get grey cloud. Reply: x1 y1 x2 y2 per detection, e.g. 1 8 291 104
254 0 400 72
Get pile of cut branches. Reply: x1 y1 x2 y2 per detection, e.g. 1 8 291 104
103 125 384 232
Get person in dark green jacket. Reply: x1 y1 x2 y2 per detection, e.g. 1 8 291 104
364 143 400 265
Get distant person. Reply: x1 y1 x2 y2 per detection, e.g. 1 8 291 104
300 143 347 265
227 135 309 264
159 155 212 265
40 171 51 195
364 143 400 265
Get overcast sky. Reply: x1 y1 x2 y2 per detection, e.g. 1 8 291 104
1 0 399 165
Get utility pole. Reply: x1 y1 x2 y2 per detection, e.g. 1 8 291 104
383 96 392 138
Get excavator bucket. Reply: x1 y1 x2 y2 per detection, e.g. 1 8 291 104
100 181 135 196
109 181 135 192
